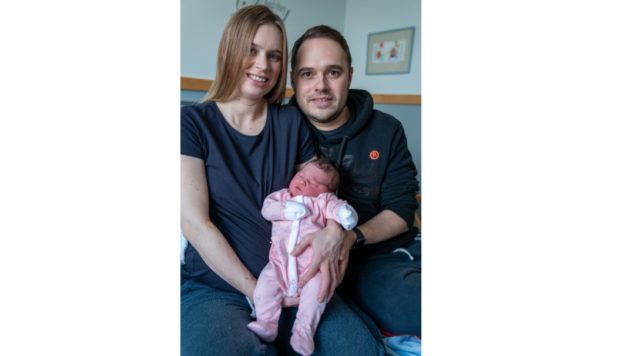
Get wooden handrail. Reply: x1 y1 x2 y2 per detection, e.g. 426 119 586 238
372 93 421 105
181 76 421 105
180 76 212 91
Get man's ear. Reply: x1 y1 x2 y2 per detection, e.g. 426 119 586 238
348 66 354 87
290 71 295 87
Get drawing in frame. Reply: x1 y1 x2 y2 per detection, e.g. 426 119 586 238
366 27 415 75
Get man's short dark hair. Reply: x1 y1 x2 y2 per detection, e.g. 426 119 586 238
290 25 352 72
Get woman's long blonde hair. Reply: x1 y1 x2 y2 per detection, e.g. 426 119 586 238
203 5 288 104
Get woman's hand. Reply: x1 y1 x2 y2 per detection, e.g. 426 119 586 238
290 220 348 302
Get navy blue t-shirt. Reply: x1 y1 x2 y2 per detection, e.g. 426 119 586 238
181 101 315 292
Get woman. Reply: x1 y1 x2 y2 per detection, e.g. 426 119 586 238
180 5 384 356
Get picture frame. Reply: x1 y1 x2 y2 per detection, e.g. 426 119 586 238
366 27 415 75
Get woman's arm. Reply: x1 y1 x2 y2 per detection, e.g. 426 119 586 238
181 155 257 300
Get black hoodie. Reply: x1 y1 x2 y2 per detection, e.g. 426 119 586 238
291 89 420 256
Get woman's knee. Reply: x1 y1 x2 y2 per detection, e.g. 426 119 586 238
181 282 272 355
182 330 270 356
182 307 272 356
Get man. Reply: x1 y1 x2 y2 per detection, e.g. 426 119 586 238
288 25 421 336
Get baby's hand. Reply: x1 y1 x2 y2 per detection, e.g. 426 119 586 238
338 204 358 230
284 200 308 220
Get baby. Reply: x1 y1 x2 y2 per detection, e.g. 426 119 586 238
247 158 358 355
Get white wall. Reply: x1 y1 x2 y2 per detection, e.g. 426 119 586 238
181 0 233 79
344 0 421 94
181 0 347 83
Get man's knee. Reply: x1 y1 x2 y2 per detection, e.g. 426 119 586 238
345 259 421 336
313 295 385 355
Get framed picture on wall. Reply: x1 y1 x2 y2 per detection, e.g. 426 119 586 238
366 27 415 75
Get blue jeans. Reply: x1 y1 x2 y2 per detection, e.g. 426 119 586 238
181 279 385 355
341 238 422 336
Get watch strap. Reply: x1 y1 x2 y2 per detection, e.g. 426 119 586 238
352 227 366 250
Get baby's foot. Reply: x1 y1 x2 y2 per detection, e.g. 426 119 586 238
247 321 277 342
290 326 314 356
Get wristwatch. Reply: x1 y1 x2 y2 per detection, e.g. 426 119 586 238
351 227 366 250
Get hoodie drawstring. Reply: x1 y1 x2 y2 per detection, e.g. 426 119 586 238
334 136 349 196
335 136 349 168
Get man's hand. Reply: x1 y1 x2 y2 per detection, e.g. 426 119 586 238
290 220 346 302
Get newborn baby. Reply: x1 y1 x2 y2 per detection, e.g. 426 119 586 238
247 158 358 355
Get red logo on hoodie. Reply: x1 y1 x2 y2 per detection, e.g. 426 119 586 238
369 150 380 160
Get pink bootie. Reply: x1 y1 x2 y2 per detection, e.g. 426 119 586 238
290 325 314 356
247 321 278 342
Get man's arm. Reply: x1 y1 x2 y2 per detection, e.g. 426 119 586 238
342 210 408 249
382 122 419 223
345 122 418 248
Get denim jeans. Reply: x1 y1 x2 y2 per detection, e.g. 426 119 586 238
181 278 386 356
341 238 422 336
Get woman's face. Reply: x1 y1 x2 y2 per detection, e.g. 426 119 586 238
238 24 283 101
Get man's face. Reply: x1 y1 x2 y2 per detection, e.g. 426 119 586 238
292 38 352 131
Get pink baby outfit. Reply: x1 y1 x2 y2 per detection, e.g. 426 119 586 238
247 189 357 356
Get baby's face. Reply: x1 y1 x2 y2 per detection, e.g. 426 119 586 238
289 163 334 197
